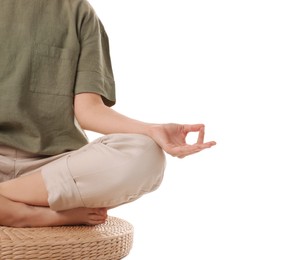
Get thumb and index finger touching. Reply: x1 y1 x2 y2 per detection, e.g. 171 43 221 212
183 124 216 147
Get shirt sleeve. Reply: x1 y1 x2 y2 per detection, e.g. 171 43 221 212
74 1 116 107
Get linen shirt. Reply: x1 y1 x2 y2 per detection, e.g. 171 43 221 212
0 0 116 155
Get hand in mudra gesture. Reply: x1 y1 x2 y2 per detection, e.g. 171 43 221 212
149 124 216 158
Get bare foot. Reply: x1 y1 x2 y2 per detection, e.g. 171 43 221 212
26 206 108 227
0 194 107 227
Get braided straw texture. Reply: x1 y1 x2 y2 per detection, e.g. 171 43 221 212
0 216 133 260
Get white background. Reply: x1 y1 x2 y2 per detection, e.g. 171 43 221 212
87 0 282 259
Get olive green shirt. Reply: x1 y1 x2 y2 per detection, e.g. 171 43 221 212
0 0 115 155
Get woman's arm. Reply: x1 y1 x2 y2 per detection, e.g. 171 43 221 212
74 93 216 158
74 92 151 136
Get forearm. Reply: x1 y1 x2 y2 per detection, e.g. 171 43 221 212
74 93 156 136
80 105 153 135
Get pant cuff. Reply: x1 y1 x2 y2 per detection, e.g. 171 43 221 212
41 156 85 211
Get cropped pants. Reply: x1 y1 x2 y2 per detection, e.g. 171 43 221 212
0 134 166 211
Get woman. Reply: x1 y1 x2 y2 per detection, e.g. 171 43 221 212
0 0 216 227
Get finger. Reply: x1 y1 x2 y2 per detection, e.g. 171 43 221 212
169 141 216 157
176 147 202 157
183 124 205 133
168 145 201 157
197 141 216 148
197 127 205 144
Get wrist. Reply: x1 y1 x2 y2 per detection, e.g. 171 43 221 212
145 123 163 139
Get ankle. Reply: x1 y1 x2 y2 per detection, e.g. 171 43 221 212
11 203 35 228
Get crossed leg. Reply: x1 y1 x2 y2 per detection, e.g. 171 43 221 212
0 171 107 228
0 134 165 228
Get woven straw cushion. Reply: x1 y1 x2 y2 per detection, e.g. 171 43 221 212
0 216 133 260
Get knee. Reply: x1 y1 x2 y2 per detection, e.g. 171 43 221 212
100 133 166 198
100 133 166 176
103 134 166 208
124 134 166 193
138 134 166 172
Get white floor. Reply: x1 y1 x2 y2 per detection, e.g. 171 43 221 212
88 0 282 259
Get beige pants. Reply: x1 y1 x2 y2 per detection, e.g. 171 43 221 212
0 134 166 211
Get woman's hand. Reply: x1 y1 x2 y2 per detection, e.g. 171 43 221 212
148 124 216 158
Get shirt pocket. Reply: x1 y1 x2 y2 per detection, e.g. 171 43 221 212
30 43 79 96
